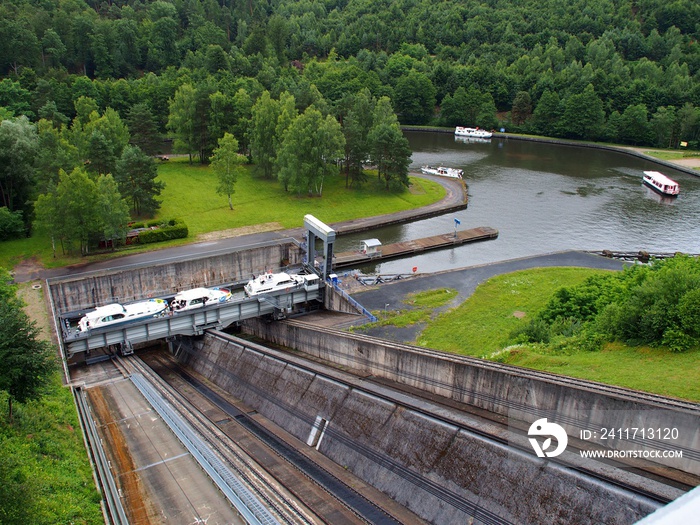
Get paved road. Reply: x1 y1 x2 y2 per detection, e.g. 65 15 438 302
350 250 628 343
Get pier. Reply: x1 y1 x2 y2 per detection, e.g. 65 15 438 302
332 226 498 269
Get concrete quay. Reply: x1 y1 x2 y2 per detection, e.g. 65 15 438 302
332 226 498 269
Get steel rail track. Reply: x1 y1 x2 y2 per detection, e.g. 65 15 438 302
74 384 130 525
141 351 408 525
117 355 307 525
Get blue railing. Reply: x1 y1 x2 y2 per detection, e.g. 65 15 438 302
328 278 377 323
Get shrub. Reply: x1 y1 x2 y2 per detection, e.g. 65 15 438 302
662 328 696 353
137 218 188 244
0 207 24 240
510 318 551 343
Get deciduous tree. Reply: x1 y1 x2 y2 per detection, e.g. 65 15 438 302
210 133 246 210
277 108 344 196
249 90 280 178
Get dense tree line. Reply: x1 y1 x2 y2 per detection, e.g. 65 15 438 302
0 0 696 138
0 0 699 247
510 255 700 353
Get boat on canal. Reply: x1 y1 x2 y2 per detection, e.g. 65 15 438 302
170 287 232 312
420 165 464 179
454 126 493 139
643 171 679 197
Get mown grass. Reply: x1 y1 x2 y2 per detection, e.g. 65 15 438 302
416 268 600 354
402 267 700 402
0 159 445 270
157 159 443 236
363 288 458 328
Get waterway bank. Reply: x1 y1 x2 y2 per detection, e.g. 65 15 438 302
402 126 700 175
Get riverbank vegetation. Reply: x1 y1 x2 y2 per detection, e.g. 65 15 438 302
380 263 699 401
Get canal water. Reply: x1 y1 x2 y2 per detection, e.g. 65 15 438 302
338 132 700 274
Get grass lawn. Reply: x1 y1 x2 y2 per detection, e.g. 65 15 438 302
0 159 445 271
405 267 700 402
157 159 444 236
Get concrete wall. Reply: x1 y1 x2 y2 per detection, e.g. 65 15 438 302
242 319 700 477
49 242 302 313
181 331 663 525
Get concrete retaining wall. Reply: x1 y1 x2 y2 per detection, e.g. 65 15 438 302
181 331 662 525
242 319 700 476
48 241 302 313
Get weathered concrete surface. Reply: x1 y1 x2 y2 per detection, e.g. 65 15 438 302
242 319 700 478
48 241 302 312
181 331 665 525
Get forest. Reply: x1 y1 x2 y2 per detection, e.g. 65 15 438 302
0 0 699 245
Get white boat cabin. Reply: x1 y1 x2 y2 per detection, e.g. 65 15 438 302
78 299 168 332
643 171 679 196
244 272 304 296
170 287 231 312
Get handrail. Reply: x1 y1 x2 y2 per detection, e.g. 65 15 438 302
328 278 377 322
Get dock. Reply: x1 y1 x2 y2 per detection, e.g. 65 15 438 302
332 226 498 269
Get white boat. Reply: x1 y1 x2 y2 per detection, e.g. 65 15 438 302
420 165 464 179
643 171 679 197
244 272 305 296
455 126 493 139
78 299 168 332
170 287 232 312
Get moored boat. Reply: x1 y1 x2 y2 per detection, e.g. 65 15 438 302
643 171 679 197
78 299 168 332
420 165 464 179
455 126 493 139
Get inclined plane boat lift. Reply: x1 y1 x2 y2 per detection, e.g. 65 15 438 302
59 215 337 358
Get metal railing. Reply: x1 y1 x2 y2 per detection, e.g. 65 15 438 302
328 278 377 322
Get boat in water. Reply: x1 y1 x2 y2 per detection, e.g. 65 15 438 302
455 126 493 139
643 171 679 197
420 165 464 179
78 299 168 332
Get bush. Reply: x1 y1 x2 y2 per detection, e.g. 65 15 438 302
137 218 188 244
510 318 551 343
0 207 24 240
661 328 696 353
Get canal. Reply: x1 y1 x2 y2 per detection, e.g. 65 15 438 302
338 132 700 274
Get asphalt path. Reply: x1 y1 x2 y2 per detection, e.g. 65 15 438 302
349 250 628 343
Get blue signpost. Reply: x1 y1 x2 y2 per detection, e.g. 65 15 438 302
454 218 461 237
